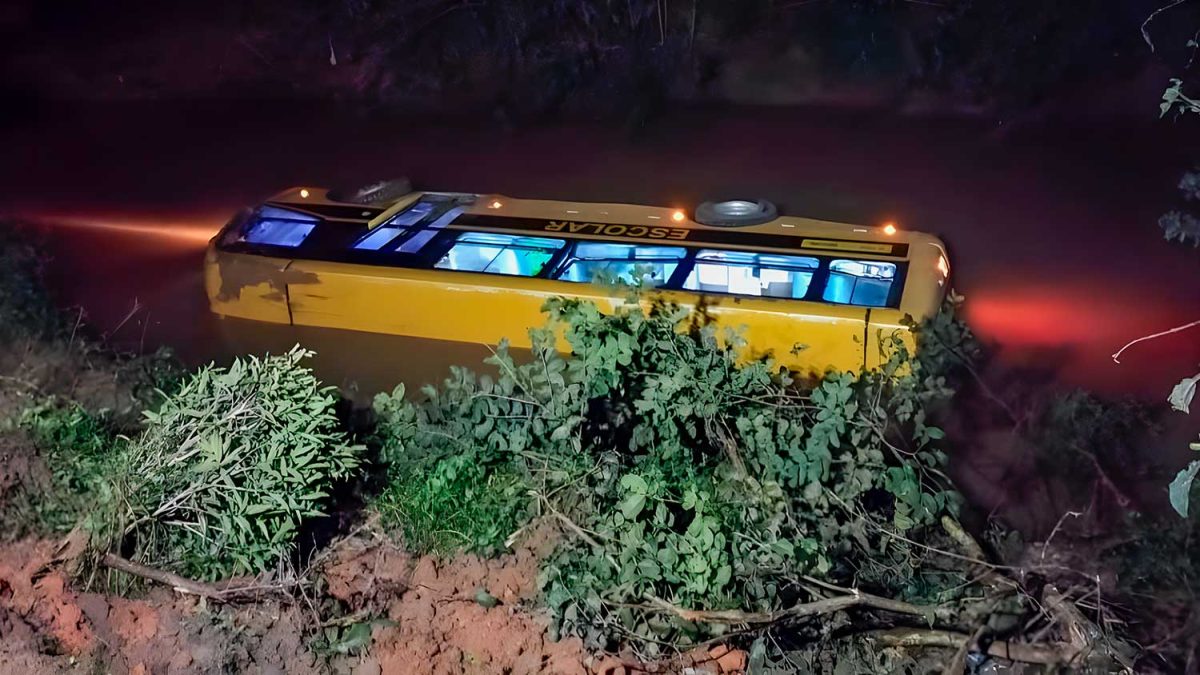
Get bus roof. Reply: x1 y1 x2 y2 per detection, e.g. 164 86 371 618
265 186 946 261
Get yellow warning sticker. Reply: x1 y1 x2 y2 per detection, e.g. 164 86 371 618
800 239 895 254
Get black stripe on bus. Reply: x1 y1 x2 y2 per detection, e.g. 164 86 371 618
219 226 909 310
266 202 386 221
449 214 909 258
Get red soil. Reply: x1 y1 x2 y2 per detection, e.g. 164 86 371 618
0 520 746 675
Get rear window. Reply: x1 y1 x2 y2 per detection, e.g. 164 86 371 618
555 242 687 286
683 250 819 299
435 232 565 277
823 259 897 307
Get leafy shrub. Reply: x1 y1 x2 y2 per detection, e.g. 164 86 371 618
1156 166 1200 515
1162 79 1200 120
373 403 531 554
108 346 362 580
1160 168 1200 249
373 294 960 651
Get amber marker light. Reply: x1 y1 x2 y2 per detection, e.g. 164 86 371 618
882 222 897 235
671 209 686 222
299 188 310 198
489 200 503 209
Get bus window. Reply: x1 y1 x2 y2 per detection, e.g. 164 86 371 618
242 206 319 247
352 200 437 250
397 205 464 253
435 232 565 276
823 259 897 307
683 250 819 299
555 242 686 286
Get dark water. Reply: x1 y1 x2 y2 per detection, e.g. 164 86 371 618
2 100 1199 398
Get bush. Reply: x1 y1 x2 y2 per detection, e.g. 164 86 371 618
1160 168 1200 249
373 439 530 555
107 346 363 580
373 294 960 651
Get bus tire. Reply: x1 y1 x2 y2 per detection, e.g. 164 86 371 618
694 199 778 227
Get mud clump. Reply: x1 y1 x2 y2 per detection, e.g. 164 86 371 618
0 532 597 675
0 528 743 674
0 539 95 660
0 538 325 675
324 533 588 675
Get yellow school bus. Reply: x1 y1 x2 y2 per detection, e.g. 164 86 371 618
204 183 950 376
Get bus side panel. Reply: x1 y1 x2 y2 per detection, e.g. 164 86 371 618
284 262 583 350
865 308 915 370
683 295 869 377
204 247 295 325
284 262 871 376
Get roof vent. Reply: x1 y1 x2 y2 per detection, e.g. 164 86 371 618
694 199 778 227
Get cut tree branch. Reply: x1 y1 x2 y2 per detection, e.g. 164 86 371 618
646 585 951 625
1112 318 1200 363
1142 0 1197 51
101 553 298 603
867 628 1083 666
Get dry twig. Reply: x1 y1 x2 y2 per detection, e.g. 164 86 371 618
1112 318 1200 363
946 626 986 674
101 553 300 603
645 584 950 625
1141 0 1197 52
867 628 1082 666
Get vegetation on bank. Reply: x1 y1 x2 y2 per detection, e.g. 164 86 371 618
372 292 962 653
1 220 1197 670
1148 50 1200 518
0 226 180 540
104 347 363 580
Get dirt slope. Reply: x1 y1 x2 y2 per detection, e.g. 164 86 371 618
0 533 595 675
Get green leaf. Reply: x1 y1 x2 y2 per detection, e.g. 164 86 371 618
619 493 646 520
474 589 500 608
620 474 648 495
330 621 375 655
1169 461 1200 518
550 424 572 442
714 565 731 587
1169 372 1200 414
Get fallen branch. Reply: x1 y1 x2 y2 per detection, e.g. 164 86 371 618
1141 0 1196 52
940 516 1011 592
646 585 950 625
1042 586 1137 670
946 626 986 674
1112 318 1200 363
533 492 620 571
101 553 299 603
867 628 1083 666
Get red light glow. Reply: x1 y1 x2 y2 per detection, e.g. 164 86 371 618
30 213 223 247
